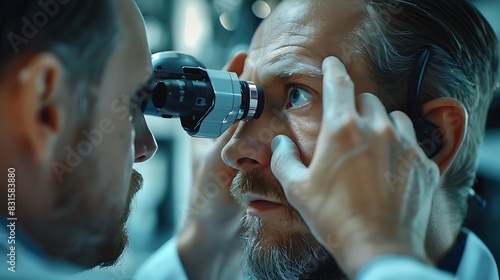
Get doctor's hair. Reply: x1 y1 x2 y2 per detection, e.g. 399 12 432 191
351 0 499 224
0 0 119 115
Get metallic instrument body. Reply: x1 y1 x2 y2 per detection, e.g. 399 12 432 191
139 52 264 138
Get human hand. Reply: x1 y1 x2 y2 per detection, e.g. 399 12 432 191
270 56 440 278
178 124 241 238
177 126 243 280
177 52 248 280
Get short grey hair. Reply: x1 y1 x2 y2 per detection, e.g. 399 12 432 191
350 0 499 223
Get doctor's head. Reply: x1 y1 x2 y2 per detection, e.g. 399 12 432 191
0 0 156 269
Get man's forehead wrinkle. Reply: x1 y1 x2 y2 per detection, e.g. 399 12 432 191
247 0 367 85
250 51 322 85
248 30 322 69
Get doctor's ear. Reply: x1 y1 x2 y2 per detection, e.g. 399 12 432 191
223 51 247 76
1 52 65 163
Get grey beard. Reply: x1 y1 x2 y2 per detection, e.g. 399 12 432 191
230 169 346 279
241 215 346 280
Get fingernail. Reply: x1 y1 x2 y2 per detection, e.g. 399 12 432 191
271 135 282 152
322 56 339 70
322 57 333 72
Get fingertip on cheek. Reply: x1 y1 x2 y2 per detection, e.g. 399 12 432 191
271 135 283 152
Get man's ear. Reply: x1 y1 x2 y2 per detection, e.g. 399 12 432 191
421 97 467 175
222 51 247 75
6 53 65 163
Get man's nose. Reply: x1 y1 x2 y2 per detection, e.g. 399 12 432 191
133 112 157 162
222 111 285 171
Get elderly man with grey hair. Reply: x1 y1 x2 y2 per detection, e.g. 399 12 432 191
136 0 499 279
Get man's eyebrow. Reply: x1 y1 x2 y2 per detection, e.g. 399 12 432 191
260 65 323 85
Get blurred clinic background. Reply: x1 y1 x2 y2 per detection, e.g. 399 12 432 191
85 0 500 278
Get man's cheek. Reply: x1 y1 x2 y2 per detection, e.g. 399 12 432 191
95 116 134 183
289 119 321 166
296 137 317 167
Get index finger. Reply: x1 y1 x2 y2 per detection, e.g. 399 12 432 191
322 56 356 120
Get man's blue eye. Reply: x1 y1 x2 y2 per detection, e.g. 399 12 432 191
289 86 313 108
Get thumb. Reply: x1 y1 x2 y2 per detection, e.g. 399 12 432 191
270 135 308 205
